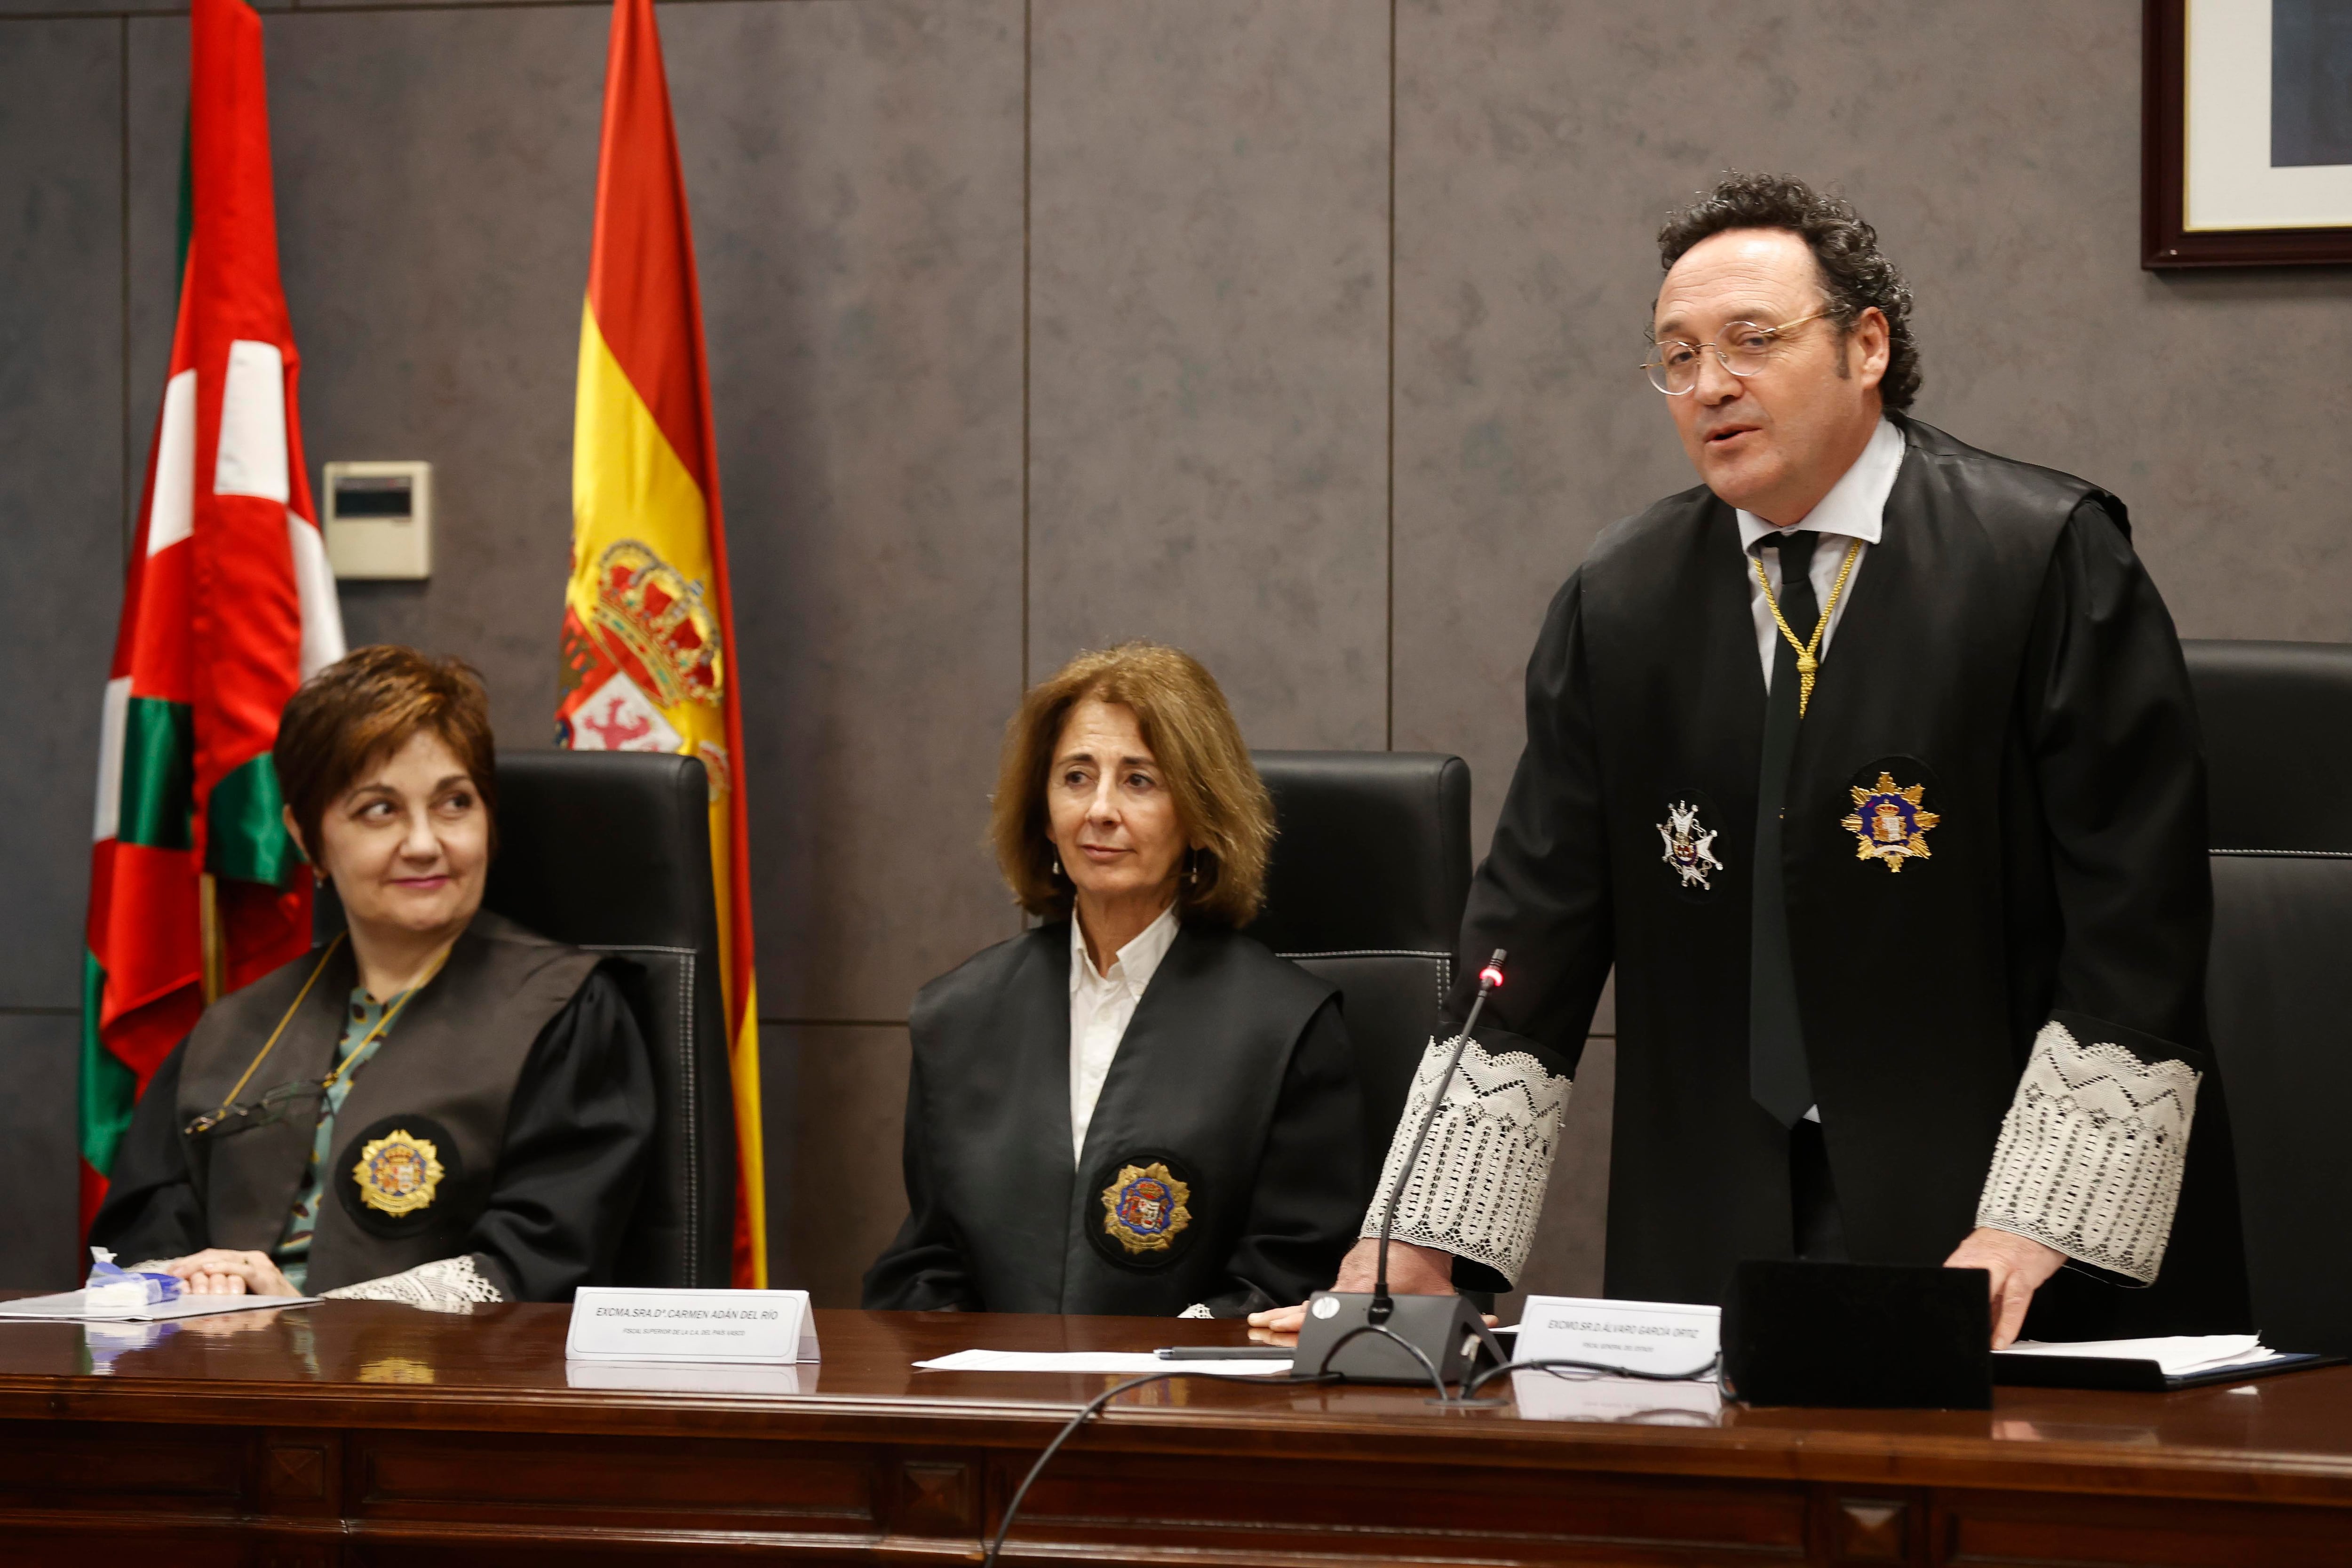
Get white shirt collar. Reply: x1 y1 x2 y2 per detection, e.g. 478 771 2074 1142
1070 902 1181 996
1734 417 1905 554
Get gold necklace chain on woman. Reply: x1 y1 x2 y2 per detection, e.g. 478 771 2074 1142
188 934 451 1133
1753 534 1863 717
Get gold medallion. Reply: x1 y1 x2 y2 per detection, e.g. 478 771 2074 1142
351 1127 445 1217
1841 771 1939 871
1099 1161 1192 1255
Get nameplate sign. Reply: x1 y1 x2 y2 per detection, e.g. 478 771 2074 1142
565 1287 819 1364
1514 1294 1720 1380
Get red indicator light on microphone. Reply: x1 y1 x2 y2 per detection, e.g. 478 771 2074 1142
1479 965 1505 989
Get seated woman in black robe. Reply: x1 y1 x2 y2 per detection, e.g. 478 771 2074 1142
863 642 1367 1317
91 646 653 1308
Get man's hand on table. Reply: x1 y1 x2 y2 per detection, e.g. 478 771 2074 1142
157 1249 298 1299
1944 1226 2065 1348
1245 1237 1455 1335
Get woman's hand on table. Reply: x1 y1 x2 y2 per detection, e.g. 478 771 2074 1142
157 1250 298 1298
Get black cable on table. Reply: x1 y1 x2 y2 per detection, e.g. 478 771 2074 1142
978 1367 1343 1567
1306 1320 1449 1400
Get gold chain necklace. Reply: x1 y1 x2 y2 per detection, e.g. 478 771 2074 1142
318 946 451 1096
1753 534 1863 716
185 934 450 1134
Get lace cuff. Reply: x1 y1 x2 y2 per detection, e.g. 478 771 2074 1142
321 1254 506 1313
1177 1303 1214 1320
1976 1018 2201 1284
1358 1035 1570 1287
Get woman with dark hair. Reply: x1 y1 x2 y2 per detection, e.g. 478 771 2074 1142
863 642 1367 1318
91 645 654 1308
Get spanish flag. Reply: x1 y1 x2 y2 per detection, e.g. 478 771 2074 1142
559 0 765 1285
82 0 346 1234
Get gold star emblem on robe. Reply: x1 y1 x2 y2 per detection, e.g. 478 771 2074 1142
1841 772 1939 871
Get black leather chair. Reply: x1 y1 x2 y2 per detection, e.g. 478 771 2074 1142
1244 751 1474 1172
2187 639 2352 1353
482 750 737 1289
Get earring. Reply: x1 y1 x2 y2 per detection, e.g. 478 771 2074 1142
312 868 328 887
1051 856 1063 878
1184 849 1200 885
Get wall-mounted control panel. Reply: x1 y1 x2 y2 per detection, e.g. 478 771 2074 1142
322 461 433 580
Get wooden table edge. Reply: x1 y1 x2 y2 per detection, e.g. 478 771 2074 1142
9 1372 2352 1512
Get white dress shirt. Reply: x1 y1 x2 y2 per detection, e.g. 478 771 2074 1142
1068 904 1180 1162
1736 416 1906 692
1737 417 1905 1125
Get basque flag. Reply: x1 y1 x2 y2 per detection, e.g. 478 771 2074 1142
81 0 345 1232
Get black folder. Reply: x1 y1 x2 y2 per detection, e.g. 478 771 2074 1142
1990 1349 2344 1392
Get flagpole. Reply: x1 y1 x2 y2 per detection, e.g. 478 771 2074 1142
198 872 226 1005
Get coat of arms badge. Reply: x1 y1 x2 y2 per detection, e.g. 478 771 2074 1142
1100 1160 1192 1255
1842 771 1939 871
351 1127 445 1217
1657 800 1724 891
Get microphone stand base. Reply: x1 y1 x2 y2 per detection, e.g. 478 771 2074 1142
1292 1292 1502 1388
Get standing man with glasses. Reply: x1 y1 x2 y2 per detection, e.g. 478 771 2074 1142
1257 172 2248 1346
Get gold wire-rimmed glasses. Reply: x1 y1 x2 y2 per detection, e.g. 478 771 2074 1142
1642 310 1833 395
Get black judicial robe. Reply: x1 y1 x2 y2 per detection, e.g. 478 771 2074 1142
91 911 654 1301
862 921 1367 1316
1450 414 2248 1338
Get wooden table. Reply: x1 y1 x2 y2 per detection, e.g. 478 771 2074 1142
0 1301 2347 1565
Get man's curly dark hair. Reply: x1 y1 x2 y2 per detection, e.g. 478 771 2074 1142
1656 173 1920 413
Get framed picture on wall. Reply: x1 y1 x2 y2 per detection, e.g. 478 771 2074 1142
2144 0 2352 266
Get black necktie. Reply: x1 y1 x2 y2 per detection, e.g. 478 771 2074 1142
1751 529 1820 1128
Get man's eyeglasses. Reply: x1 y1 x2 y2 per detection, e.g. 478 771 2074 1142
1642 310 1833 395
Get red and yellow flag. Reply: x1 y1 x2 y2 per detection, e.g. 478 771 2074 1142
558 0 764 1286
81 0 346 1231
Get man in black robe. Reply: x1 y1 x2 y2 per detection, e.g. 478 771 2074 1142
1261 173 2247 1345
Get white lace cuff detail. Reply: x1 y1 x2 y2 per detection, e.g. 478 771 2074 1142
321 1254 506 1313
1358 1035 1570 1287
1976 1019 2200 1284
1177 1302 1214 1319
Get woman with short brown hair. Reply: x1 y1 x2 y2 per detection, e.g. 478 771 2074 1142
865 643 1367 1316
92 645 654 1308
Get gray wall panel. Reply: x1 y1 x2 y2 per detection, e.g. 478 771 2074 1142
262 7 610 750
0 20 122 1012
667 0 1027 1023
0 23 120 1288
1028 0 1391 748
0 1016 81 1289
784 1022 910 1308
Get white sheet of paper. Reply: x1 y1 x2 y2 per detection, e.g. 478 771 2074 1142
914 1349 1293 1377
2002 1335 2276 1377
0 1290 317 1323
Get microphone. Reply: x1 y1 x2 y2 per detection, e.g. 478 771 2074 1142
1295 949 1511 1391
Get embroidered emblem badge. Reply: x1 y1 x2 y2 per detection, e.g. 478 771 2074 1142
351 1127 445 1218
1100 1161 1192 1256
1842 771 1939 871
1657 800 1724 891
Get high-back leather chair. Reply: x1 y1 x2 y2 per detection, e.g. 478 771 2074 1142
1244 751 1474 1171
2186 639 2352 1353
483 750 736 1289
